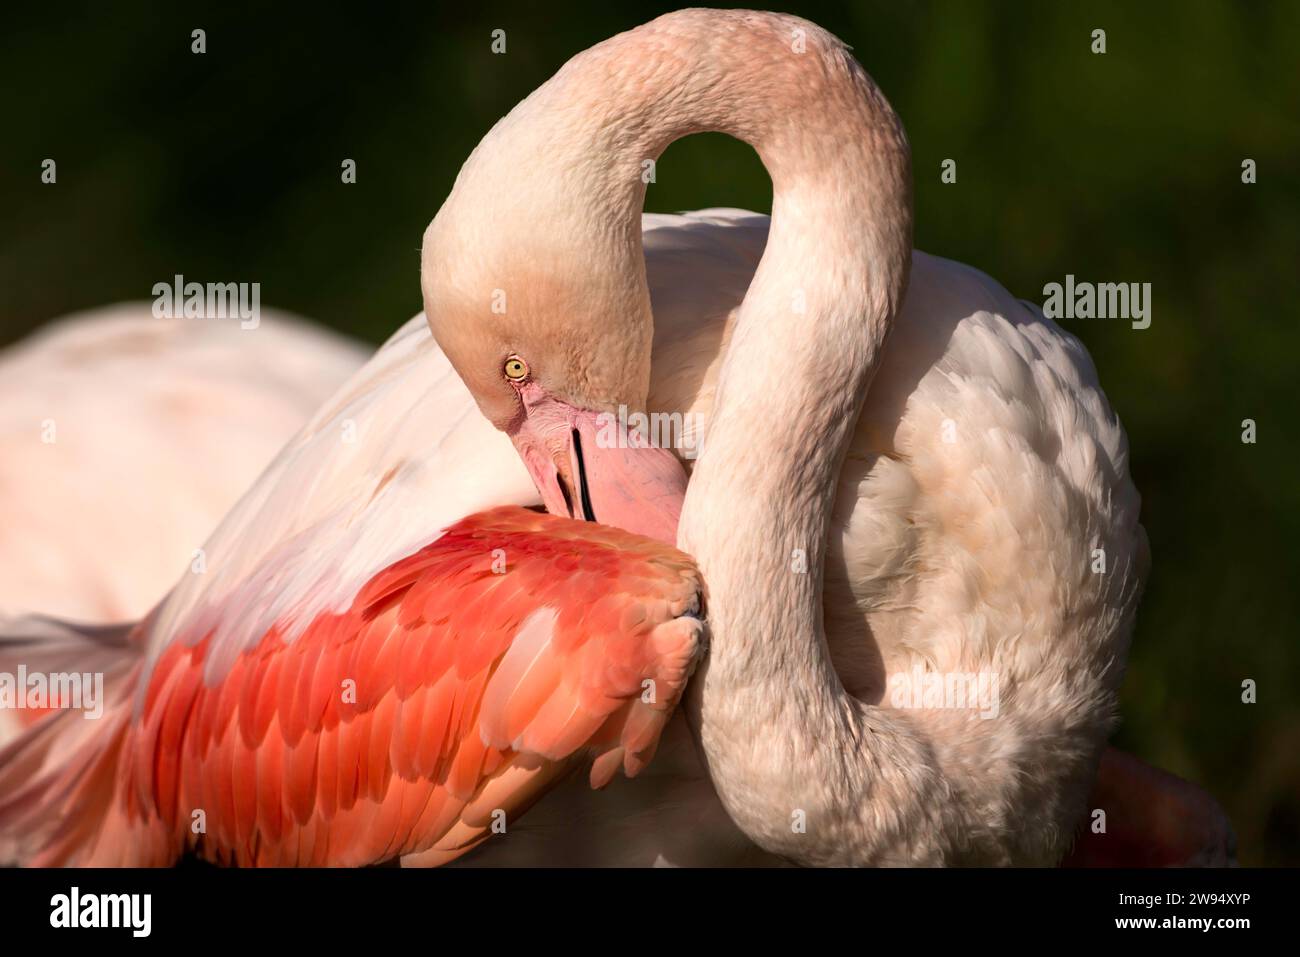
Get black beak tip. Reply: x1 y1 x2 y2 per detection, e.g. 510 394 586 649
571 428 598 523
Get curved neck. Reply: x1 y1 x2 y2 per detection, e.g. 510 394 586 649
438 10 915 862
429 9 910 412
659 17 914 862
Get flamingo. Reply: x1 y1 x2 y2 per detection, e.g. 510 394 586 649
0 305 365 748
0 303 366 623
0 10 1230 866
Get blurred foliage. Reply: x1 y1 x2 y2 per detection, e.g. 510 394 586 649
1 1 1297 864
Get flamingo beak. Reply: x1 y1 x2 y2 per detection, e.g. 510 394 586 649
507 385 687 545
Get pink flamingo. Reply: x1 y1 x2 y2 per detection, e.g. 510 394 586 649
0 10 1231 866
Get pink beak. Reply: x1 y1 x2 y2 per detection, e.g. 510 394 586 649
507 383 687 545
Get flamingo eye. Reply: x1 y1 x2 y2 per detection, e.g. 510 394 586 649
504 356 529 382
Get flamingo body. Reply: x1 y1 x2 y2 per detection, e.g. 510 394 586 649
0 212 1225 867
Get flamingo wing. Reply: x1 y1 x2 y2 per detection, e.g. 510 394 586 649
95 507 703 867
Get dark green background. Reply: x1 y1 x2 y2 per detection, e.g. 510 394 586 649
2 1 1297 864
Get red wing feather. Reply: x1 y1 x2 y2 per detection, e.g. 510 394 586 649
96 506 702 867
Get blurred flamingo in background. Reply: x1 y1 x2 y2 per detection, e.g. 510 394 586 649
0 10 1232 866
0 304 366 623
0 305 366 748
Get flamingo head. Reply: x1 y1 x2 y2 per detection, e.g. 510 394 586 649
421 218 687 545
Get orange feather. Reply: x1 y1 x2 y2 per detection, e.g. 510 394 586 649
40 506 702 866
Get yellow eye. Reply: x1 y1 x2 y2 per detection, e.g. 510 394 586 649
504 356 529 382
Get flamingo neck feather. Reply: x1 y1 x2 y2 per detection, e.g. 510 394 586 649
506 10 916 863
430 10 918 862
